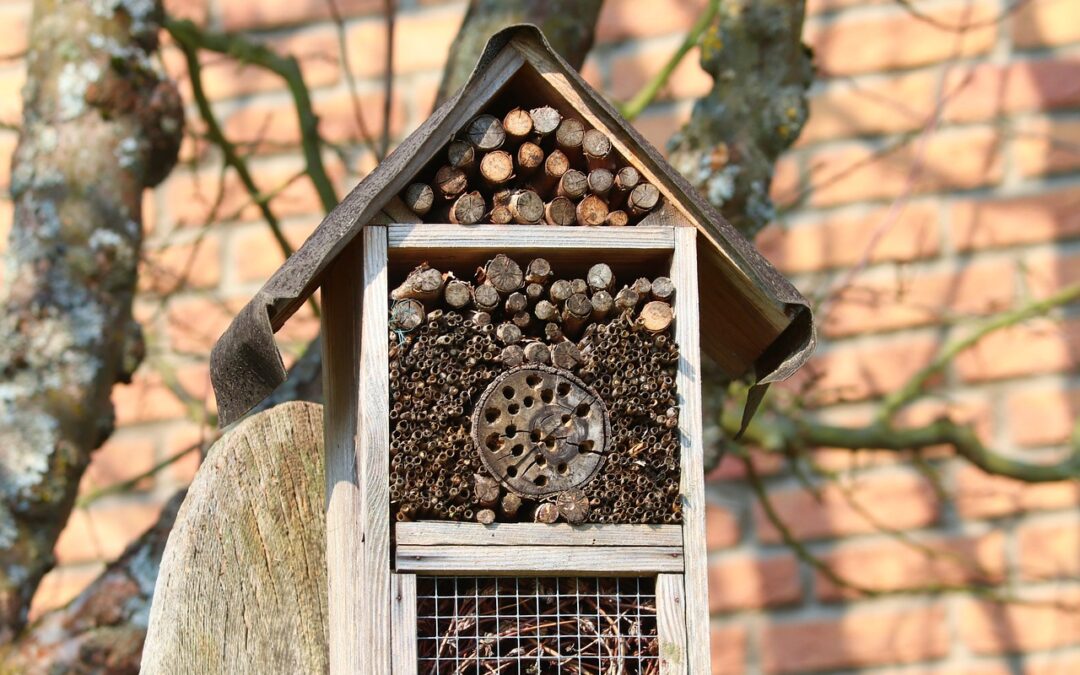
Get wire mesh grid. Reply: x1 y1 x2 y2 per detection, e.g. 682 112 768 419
416 576 660 674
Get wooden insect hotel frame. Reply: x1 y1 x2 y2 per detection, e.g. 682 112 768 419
210 25 814 675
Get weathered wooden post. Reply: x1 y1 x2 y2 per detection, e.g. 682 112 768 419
209 25 814 674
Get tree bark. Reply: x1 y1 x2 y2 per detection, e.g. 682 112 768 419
0 0 182 643
0 492 184 674
667 0 812 237
435 0 604 106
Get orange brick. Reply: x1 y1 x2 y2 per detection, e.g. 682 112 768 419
55 500 165 564
0 64 25 123
808 2 998 77
165 295 243 354
762 604 948 672
1026 654 1080 675
955 464 1080 520
816 532 1005 600
28 563 104 620
960 589 1080 655
1023 251 1080 298
769 155 801 208
113 369 189 426
1012 117 1080 178
1012 0 1080 49
806 0 885 15
708 553 801 612
755 471 940 543
954 318 1080 383
0 3 30 59
799 70 938 145
756 201 939 274
229 221 315 283
1006 387 1080 447
823 259 1016 337
706 503 740 549
711 624 748 675
943 57 1080 123
81 433 157 492
951 187 1080 251
609 42 711 102
348 9 462 77
162 164 330 227
140 234 222 294
631 104 691 153
194 26 341 102
163 0 208 24
596 0 709 44
807 335 939 404
1018 519 1080 580
222 0 382 31
808 127 1003 207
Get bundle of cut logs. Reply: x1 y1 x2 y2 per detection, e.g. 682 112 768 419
399 106 663 225
388 254 681 525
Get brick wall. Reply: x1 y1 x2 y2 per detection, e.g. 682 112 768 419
5 0 1078 671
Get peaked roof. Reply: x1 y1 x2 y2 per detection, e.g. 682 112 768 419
210 24 815 427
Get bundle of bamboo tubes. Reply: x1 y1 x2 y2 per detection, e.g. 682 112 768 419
399 105 663 226
388 254 681 525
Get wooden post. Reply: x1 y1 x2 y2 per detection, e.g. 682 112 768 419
671 227 710 673
359 226 391 674
322 240 364 674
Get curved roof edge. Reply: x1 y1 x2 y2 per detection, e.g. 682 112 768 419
210 24 815 427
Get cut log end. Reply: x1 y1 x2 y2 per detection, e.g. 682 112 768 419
403 183 434 216
449 191 486 225
444 279 473 309
628 183 661 216
557 169 588 200
534 502 559 524
605 210 629 227
528 106 562 137
434 165 468 199
480 150 514 187
544 197 577 227
555 118 585 152
502 108 533 141
484 254 524 293
523 341 550 365
516 142 544 174
447 140 475 170
509 190 544 224
390 299 425 331
576 194 609 227
639 300 674 332
466 114 506 151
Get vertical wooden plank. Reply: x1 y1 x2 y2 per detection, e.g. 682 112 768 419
322 240 364 674
656 573 688 675
360 226 391 674
391 574 418 675
672 228 711 673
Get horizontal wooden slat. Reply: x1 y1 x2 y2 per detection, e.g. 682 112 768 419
388 224 675 250
396 545 683 574
396 522 683 547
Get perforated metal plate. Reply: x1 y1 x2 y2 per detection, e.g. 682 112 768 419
472 365 609 497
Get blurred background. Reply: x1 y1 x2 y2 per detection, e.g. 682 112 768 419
1 0 1078 672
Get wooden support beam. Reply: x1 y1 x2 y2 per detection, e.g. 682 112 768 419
395 522 683 547
396 546 683 574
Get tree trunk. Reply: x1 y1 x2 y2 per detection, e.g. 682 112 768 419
667 0 812 237
435 0 604 106
0 0 182 643
0 493 184 674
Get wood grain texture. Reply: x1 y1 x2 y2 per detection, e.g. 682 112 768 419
396 546 683 574
360 226 391 675
322 241 365 674
395 522 683 547
391 574 418 675
671 228 711 673
656 573 688 675
388 224 675 250
142 402 327 674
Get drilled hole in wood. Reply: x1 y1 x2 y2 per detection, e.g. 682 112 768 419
557 382 572 397
502 386 515 399
540 388 554 403
534 475 548 487
484 408 500 423
505 424 517 437
511 443 525 457
526 374 542 388
507 403 520 415
523 396 535 408
575 402 590 417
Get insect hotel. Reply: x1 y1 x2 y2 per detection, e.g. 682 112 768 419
210 25 813 675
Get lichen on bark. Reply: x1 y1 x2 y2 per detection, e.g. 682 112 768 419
0 0 182 643
667 0 812 237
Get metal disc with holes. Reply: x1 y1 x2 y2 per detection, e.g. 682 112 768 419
472 365 609 497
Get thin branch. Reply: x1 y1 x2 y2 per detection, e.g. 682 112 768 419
618 0 720 121
165 19 338 214
325 0 383 160
75 441 207 508
878 282 1080 420
381 0 396 157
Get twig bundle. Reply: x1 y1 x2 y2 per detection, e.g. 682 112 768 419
400 103 663 226
389 255 680 525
